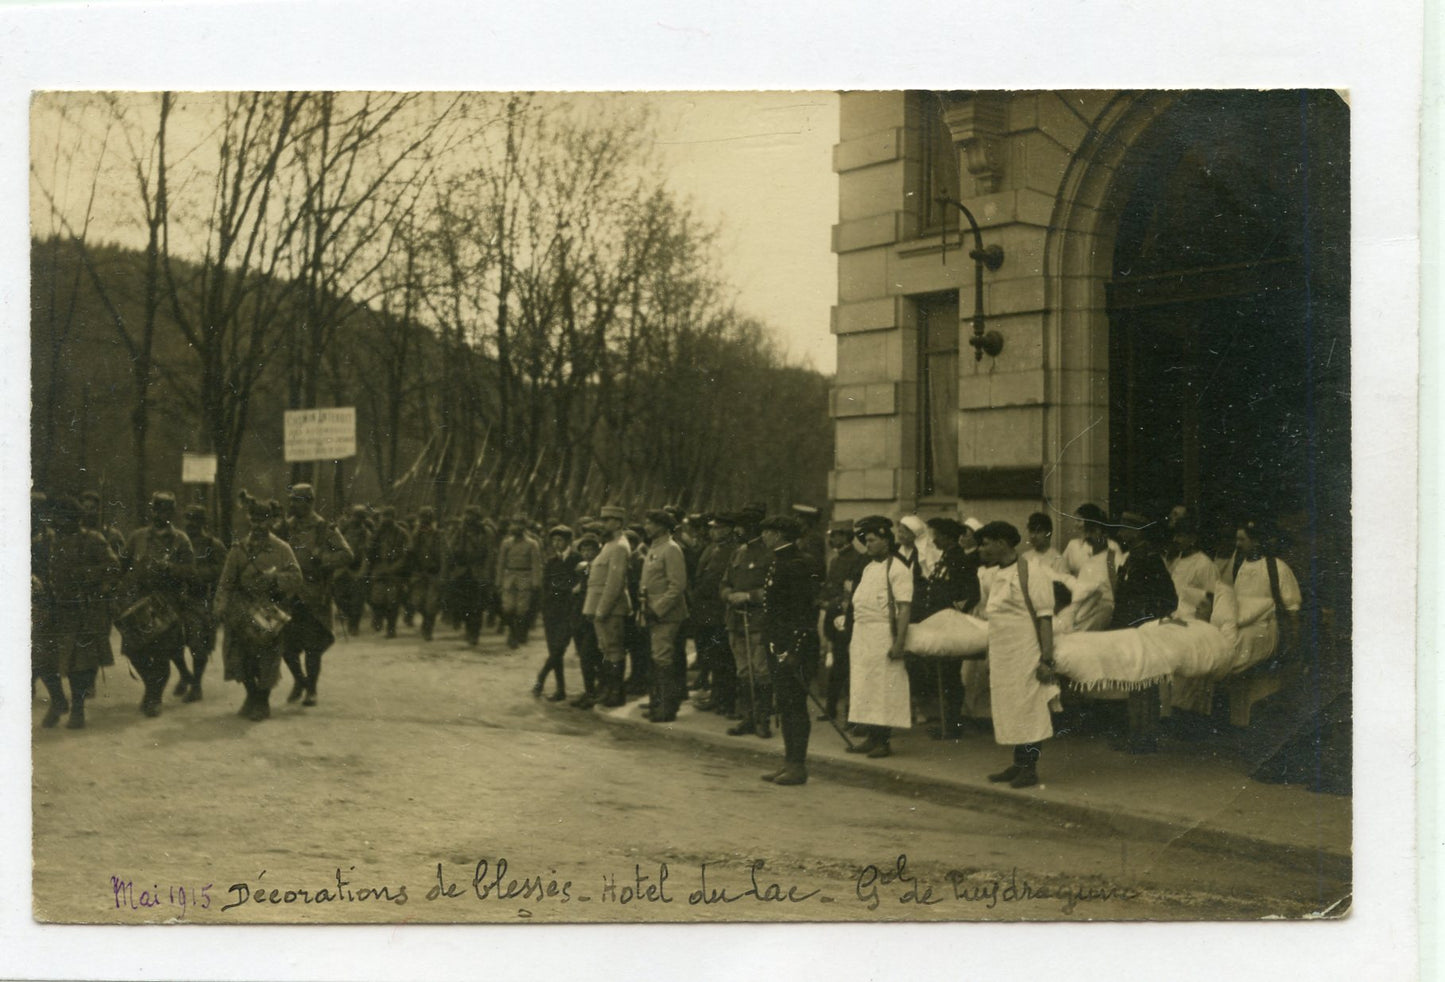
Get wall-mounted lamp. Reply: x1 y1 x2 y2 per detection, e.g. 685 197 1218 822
936 196 1004 361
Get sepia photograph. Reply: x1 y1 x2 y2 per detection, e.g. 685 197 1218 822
27 86 1351 924
0 0 1426 978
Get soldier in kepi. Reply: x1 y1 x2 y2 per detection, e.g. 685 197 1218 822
279 483 353 706
217 494 304 721
333 504 372 636
758 514 822 785
407 506 445 641
119 491 195 717
176 504 227 703
365 506 410 638
497 516 543 649
639 509 689 723
448 506 494 645
35 495 119 730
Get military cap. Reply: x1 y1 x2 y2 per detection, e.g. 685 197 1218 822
576 533 601 550
575 515 597 528
760 514 803 539
645 509 677 532
976 520 1022 547
599 505 627 521
737 504 766 526
583 521 607 536
790 503 820 520
662 504 685 522
184 504 208 522
150 491 177 508
853 515 894 540
350 504 369 517
548 524 574 541
828 518 854 535
709 512 738 527
244 495 272 517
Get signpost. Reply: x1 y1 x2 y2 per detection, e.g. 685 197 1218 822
284 407 357 463
181 452 217 484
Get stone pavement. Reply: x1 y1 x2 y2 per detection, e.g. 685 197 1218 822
594 691 1351 877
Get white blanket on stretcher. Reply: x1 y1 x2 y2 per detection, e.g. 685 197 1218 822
903 608 990 659
1054 618 1235 690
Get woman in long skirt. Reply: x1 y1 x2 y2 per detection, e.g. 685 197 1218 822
976 521 1060 788
846 516 913 758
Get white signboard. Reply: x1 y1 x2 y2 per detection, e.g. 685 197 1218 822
181 452 217 484
284 407 357 462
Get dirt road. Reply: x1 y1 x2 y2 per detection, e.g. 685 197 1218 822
31 624 1345 924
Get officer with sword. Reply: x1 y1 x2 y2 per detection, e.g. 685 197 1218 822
756 515 823 785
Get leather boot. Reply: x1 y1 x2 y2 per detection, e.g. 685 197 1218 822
753 684 773 739
772 763 808 786
65 702 86 729
649 672 677 723
727 683 755 735
600 663 626 708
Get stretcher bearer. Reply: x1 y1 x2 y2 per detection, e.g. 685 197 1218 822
976 521 1060 789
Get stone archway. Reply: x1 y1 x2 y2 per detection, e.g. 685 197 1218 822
1040 91 1180 519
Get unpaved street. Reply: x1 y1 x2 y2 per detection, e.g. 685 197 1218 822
32 624 1345 924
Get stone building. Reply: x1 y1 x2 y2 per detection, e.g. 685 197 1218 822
828 90 1349 562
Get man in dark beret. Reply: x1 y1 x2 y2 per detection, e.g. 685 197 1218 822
757 515 821 784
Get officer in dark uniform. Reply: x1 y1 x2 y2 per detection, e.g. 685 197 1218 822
757 515 821 786
448 506 494 645
721 505 774 737
177 504 227 702
280 483 354 706
791 503 827 579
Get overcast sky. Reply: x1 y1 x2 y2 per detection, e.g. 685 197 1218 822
645 91 839 372
31 90 841 375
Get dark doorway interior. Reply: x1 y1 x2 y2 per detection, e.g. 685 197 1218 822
1107 90 1349 553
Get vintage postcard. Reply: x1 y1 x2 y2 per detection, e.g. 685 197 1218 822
3 2 1423 980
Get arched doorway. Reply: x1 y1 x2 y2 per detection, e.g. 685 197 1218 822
1105 90 1349 539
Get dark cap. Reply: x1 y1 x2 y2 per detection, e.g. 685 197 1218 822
150 491 177 508
576 533 601 550
644 509 677 532
828 519 853 535
927 516 965 541
760 514 803 539
289 483 314 500
599 505 627 521
1074 502 1107 525
710 512 738 528
737 504 766 526
548 524 574 541
184 504 207 522
853 515 894 540
976 520 1022 547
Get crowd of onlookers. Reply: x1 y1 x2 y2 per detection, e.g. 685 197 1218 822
32 486 1327 790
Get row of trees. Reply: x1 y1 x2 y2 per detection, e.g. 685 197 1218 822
32 92 832 538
